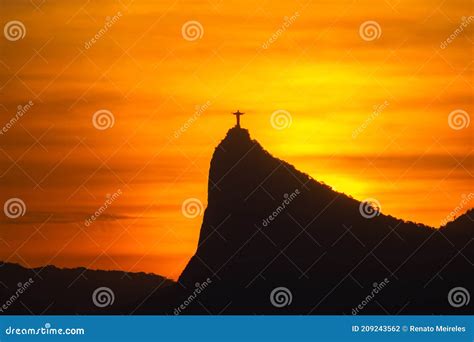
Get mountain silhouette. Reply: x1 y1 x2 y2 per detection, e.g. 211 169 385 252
171 127 473 314
0 262 174 314
1 127 472 315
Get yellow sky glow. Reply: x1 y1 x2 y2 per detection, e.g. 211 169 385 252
0 0 472 279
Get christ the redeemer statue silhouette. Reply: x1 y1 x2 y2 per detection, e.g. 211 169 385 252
233 110 244 128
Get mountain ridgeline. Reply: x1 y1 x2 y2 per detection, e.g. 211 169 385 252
173 127 473 314
1 127 472 314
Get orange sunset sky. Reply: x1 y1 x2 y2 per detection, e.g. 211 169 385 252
0 0 472 279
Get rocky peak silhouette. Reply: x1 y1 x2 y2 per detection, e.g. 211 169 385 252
176 128 473 314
